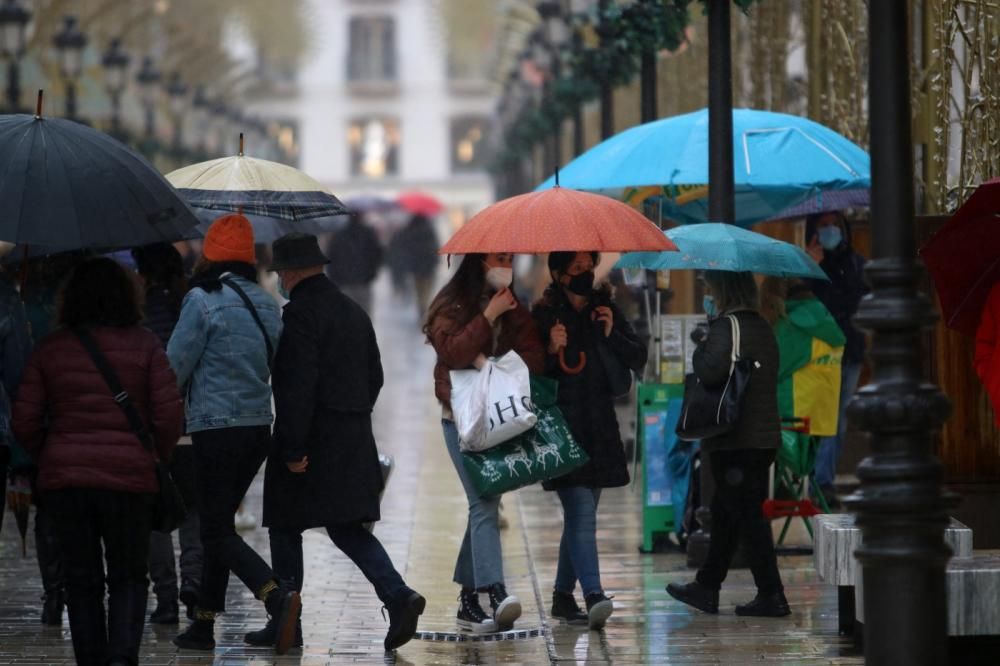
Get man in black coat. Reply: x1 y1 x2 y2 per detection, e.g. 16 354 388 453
249 233 425 653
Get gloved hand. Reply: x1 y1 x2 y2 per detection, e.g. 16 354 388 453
690 323 709 345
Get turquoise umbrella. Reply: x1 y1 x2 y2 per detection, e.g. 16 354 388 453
536 108 870 227
616 223 829 280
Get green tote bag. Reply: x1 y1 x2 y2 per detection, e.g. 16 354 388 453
461 376 589 497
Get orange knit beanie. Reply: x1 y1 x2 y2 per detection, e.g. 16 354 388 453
203 214 256 264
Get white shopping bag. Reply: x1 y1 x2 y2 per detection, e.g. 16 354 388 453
450 351 537 452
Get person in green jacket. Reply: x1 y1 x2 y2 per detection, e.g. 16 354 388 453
761 278 846 506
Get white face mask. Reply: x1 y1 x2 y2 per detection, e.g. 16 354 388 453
485 266 513 291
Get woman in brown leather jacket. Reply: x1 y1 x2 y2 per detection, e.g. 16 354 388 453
424 252 544 634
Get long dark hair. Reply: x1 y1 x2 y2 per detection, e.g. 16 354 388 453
188 257 258 293
423 253 488 338
58 257 142 328
705 270 759 312
132 242 187 309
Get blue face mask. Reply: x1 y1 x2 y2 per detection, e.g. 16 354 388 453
703 295 717 318
818 225 843 251
278 283 290 300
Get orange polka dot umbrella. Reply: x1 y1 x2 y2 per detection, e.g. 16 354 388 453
439 186 678 254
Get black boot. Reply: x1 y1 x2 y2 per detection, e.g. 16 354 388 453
735 590 791 617
174 617 215 651
486 583 521 630
666 580 719 614
456 588 495 633
179 583 199 621
550 591 588 625
262 580 302 656
36 504 66 626
150 597 179 624
383 589 426 652
244 616 303 648
584 592 614 630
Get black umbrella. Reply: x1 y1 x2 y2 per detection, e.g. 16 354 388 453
0 91 198 252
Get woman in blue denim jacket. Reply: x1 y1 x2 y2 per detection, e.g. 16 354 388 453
167 215 300 656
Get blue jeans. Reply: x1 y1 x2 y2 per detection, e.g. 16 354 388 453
815 362 863 488
442 420 504 589
554 486 603 597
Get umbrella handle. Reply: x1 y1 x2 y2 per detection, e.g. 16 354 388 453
559 349 586 375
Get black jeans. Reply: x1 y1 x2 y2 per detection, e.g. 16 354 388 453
48 488 153 666
269 523 409 605
0 445 8 533
148 447 203 601
193 425 275 612
696 448 783 596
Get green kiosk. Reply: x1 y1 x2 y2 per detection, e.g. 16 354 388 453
638 314 704 553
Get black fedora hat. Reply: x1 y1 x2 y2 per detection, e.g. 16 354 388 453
268 233 330 271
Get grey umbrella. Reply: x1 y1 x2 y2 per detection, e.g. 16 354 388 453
0 92 199 252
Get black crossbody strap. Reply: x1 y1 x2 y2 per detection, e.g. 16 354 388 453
73 329 155 453
220 276 275 368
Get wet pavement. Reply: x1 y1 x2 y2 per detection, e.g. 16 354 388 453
0 278 863 664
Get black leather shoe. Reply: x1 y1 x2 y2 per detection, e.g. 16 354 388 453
244 617 303 647
384 590 426 652
666 581 719 614
735 591 791 617
550 591 588 625
173 619 215 650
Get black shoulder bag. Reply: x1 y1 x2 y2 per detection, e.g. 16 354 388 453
675 314 759 442
74 329 187 532
220 276 275 370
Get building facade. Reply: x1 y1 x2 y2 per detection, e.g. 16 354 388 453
248 0 498 228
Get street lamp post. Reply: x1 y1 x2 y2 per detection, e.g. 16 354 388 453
52 16 87 121
846 2 955 664
165 71 188 156
190 85 210 159
136 55 161 139
687 0 736 569
0 0 31 113
101 38 129 141
538 0 570 170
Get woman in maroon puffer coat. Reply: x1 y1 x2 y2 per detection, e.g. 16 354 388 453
13 257 183 666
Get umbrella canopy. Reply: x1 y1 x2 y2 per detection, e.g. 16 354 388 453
185 207 348 243
920 178 1000 337
345 194 397 214
0 112 199 250
537 108 870 227
166 148 348 232
439 186 677 255
397 191 444 216
616 223 828 280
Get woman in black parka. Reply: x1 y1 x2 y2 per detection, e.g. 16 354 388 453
532 251 647 630
665 270 789 618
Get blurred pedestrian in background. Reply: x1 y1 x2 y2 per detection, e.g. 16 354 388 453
532 251 647 630
398 214 440 321
325 213 383 315
132 243 203 624
13 257 183 666
804 212 867 502
0 242 33 538
666 271 789 618
166 215 299 655
424 252 544 634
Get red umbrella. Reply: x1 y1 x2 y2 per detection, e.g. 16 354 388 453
920 178 1000 337
397 191 444 216
439 186 677 255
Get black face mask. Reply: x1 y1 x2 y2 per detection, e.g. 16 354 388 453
565 270 595 296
